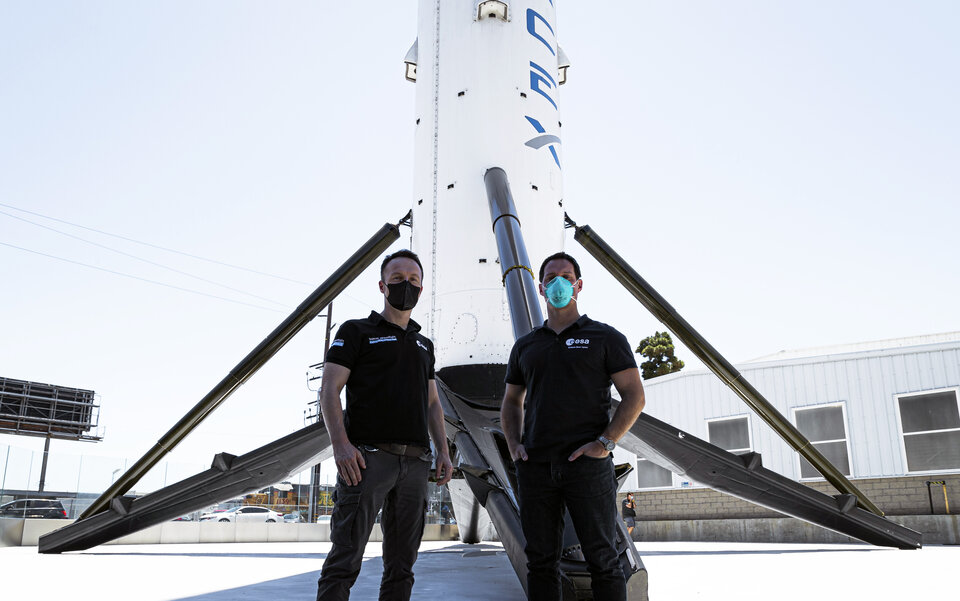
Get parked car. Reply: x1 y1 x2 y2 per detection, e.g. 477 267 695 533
0 499 68 519
197 508 230 521
283 512 304 523
199 506 281 523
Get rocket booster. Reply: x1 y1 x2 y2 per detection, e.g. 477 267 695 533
407 0 569 371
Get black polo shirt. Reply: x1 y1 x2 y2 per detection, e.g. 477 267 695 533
325 311 435 447
504 315 637 462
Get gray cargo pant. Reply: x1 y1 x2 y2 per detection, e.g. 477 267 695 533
316 445 430 601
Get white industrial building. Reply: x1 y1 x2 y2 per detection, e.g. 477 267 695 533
615 332 960 491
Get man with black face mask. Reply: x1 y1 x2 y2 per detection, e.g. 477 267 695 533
316 249 453 601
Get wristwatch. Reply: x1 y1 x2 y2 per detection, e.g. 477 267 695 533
597 435 616 452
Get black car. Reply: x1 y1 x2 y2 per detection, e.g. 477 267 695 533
0 499 68 519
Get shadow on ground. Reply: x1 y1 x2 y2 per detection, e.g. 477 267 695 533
172 544 525 601
87 551 328 560
638 547 883 557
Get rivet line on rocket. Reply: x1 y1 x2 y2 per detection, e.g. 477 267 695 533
429 0 441 339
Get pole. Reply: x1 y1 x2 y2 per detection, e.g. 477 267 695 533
0 445 10 500
27 450 34 492
74 454 83 516
307 468 315 523
570 217 884 516
308 301 335 524
485 167 543 339
319 303 335 508
38 436 51 493
80 218 404 519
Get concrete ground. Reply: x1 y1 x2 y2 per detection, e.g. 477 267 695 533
2 540 955 601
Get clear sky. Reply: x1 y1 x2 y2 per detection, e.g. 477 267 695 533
1 1 958 493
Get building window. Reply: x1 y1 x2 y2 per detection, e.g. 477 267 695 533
897 388 960 473
636 457 673 489
793 403 851 479
707 416 751 454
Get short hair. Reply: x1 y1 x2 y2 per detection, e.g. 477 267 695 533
538 252 581 281
380 249 424 281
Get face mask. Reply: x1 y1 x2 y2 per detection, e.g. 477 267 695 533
386 280 421 311
544 276 575 308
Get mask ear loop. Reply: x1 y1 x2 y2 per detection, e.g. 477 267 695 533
570 279 581 303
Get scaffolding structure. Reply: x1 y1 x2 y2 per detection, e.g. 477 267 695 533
0 377 100 441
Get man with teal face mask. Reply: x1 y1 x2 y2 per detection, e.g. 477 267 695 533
543 267 576 308
501 252 646 601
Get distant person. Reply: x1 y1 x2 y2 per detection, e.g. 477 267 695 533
621 492 637 537
501 252 646 601
316 249 453 601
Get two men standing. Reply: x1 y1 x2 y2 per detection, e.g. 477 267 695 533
502 252 646 601
316 248 644 601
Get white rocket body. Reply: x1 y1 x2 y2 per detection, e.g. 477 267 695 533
408 0 567 370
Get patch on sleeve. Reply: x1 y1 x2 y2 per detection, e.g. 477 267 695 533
330 339 345 347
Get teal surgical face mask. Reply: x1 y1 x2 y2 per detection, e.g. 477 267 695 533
544 276 575 308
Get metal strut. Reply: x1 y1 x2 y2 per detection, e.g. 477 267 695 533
78 217 404 519
568 216 885 516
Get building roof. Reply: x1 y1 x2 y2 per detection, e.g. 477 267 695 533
744 331 960 363
641 331 960 387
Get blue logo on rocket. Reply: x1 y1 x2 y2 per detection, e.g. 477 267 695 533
523 7 561 169
525 116 561 169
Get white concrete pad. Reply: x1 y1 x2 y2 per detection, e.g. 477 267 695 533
640 541 957 600
1 540 955 600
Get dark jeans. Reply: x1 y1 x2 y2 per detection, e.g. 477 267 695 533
516 455 625 601
316 447 430 601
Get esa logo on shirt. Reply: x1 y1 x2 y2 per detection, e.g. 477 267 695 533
566 338 590 350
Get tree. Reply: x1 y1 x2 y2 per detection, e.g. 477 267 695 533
636 331 685 380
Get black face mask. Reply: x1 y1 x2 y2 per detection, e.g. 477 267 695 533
386 281 421 311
